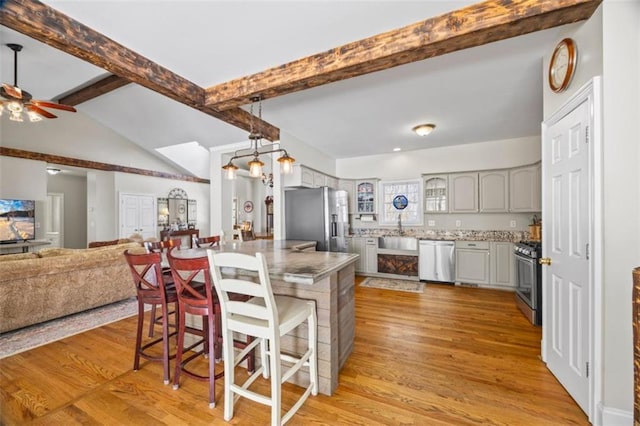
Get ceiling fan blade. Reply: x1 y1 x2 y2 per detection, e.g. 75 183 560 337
32 100 77 112
27 104 58 119
2 83 22 99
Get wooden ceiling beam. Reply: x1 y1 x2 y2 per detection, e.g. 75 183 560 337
205 0 601 110
57 74 130 106
0 0 279 141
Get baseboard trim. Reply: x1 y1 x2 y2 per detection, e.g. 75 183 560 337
597 403 633 426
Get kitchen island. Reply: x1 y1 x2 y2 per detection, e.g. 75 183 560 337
173 239 358 396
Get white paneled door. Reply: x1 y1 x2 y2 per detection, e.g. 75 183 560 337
119 193 156 241
542 98 591 414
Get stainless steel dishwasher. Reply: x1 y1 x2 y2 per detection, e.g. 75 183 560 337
418 240 455 283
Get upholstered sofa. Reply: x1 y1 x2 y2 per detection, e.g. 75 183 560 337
0 241 144 334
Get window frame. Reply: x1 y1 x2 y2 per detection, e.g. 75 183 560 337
378 178 423 226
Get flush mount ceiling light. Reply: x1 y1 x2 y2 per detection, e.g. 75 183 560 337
46 167 61 175
412 123 436 136
222 96 295 180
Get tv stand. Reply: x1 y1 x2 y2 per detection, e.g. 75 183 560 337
0 240 51 254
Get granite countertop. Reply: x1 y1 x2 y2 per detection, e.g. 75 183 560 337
173 240 358 285
348 230 527 243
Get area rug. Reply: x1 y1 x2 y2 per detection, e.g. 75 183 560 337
0 297 144 359
359 277 425 293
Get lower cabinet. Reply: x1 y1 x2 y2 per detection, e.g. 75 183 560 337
347 237 364 272
456 240 515 288
490 242 515 288
364 238 378 274
455 241 490 285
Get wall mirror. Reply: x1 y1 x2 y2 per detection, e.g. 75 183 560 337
159 188 196 230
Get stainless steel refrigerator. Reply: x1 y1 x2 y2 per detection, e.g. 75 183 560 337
285 187 349 252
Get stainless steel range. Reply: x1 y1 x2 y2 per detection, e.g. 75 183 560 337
514 241 542 325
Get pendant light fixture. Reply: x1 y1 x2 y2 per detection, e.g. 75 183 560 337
221 96 295 180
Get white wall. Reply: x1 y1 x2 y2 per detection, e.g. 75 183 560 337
1 111 184 175
336 136 541 179
599 0 639 417
280 130 336 176
0 156 47 201
542 2 639 420
114 172 210 240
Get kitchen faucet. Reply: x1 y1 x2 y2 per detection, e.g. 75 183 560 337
397 214 404 235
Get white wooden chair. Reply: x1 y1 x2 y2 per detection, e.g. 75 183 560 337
208 251 318 425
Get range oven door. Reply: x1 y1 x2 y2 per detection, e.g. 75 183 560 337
514 252 538 310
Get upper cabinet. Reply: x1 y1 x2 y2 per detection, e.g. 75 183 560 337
355 180 377 214
449 173 478 213
479 170 509 212
283 164 339 190
509 164 541 212
338 179 356 213
423 175 448 213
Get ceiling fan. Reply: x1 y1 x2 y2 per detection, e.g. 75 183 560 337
0 43 77 122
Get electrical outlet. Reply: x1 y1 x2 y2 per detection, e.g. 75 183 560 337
455 220 461 227
510 220 516 228
35 222 41 229
428 220 435 226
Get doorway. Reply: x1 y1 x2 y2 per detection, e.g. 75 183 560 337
45 193 64 248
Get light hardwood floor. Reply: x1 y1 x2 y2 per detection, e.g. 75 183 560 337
0 276 587 425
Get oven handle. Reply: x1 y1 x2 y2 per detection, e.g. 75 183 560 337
514 252 536 264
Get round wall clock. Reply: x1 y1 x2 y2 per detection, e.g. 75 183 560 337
243 201 254 213
548 38 577 93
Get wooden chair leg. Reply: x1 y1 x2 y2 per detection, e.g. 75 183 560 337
161 303 171 385
134 299 145 371
172 307 186 390
206 313 217 408
148 304 157 337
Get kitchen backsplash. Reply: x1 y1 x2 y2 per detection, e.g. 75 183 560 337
351 228 530 243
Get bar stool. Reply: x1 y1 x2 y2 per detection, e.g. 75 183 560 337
208 251 318 425
124 250 178 384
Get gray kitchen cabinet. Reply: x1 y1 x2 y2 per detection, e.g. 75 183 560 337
347 237 365 272
325 175 338 189
490 241 515 288
338 179 356 213
423 174 448 212
449 173 479 213
313 171 326 188
509 163 541 212
479 170 509 212
364 237 378 273
455 241 490 285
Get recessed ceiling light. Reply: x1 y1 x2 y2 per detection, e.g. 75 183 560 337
393 147 401 152
412 123 436 136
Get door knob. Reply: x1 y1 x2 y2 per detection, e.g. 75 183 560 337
539 257 552 266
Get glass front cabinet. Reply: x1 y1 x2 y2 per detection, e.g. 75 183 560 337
355 180 377 214
423 175 448 213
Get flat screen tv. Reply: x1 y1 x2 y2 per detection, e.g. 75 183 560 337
0 199 36 244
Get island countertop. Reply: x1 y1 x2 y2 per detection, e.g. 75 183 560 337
172 239 357 396
176 239 359 285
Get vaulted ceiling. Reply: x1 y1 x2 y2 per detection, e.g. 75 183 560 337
0 0 600 171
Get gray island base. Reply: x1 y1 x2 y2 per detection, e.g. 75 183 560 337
174 240 358 396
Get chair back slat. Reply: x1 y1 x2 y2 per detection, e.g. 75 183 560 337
208 251 278 329
218 278 263 298
145 239 181 253
167 252 215 309
193 235 221 248
125 250 164 291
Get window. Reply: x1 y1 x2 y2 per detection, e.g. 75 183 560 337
378 179 423 226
